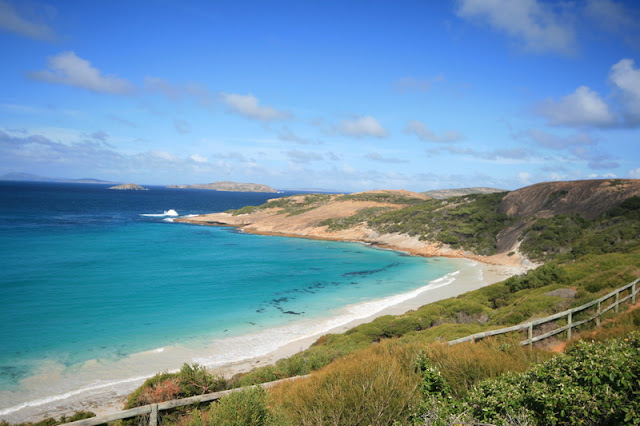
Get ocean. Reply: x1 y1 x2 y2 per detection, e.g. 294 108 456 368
0 181 461 420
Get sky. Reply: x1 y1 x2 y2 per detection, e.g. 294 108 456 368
0 0 639 192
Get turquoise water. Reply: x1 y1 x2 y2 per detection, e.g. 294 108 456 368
0 182 456 417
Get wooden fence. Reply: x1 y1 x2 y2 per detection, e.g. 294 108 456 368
448 277 639 346
62 278 638 426
62 375 308 426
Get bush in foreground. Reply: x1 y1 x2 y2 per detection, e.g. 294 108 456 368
418 332 640 425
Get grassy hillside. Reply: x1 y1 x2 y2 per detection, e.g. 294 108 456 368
369 192 512 255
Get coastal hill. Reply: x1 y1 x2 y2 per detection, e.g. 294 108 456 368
176 188 441 252
178 179 640 265
167 181 277 193
423 186 505 199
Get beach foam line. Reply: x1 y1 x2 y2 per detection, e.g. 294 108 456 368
193 269 460 367
0 375 154 416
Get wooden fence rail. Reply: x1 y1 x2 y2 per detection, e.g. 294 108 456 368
61 278 638 426
448 277 639 346
62 375 308 426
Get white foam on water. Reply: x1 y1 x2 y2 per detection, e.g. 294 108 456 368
0 375 151 416
140 209 179 217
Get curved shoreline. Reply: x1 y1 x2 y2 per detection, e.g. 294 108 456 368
174 212 535 268
2 219 530 424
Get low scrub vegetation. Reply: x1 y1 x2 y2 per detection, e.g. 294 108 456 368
229 194 334 216
520 196 640 262
125 363 227 409
417 332 640 425
370 192 512 255
176 327 639 425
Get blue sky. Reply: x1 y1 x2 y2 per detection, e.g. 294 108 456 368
0 0 639 192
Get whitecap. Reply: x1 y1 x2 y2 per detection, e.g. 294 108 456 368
140 209 179 217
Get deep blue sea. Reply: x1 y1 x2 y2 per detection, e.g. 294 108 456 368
0 181 458 418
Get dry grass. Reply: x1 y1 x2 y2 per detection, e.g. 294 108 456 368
269 341 422 426
416 336 552 397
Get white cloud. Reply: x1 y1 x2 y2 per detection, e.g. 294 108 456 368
145 77 182 102
338 115 388 138
405 120 463 143
277 126 321 145
526 129 595 149
457 0 576 55
609 58 640 124
537 86 616 127
629 168 640 178
150 150 180 162
364 152 408 164
220 93 289 121
518 171 533 185
190 154 208 163
0 0 57 41
30 51 134 95
536 58 640 128
286 150 326 164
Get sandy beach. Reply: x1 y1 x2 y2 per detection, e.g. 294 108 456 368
1 254 526 424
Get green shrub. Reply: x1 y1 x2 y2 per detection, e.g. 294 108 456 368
208 387 271 426
459 333 640 425
504 263 568 293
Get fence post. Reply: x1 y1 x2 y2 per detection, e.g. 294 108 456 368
596 301 601 326
528 322 533 347
567 311 572 340
149 404 158 426
615 291 620 313
633 281 637 305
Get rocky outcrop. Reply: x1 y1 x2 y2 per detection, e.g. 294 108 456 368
497 179 640 220
495 179 640 254
109 183 148 190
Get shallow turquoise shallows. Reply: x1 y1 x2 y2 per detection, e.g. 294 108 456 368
0 182 456 394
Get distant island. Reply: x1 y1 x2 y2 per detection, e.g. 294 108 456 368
0 172 116 184
109 183 148 191
167 181 277 193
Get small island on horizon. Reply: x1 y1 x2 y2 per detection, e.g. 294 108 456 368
108 183 148 191
167 181 278 193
